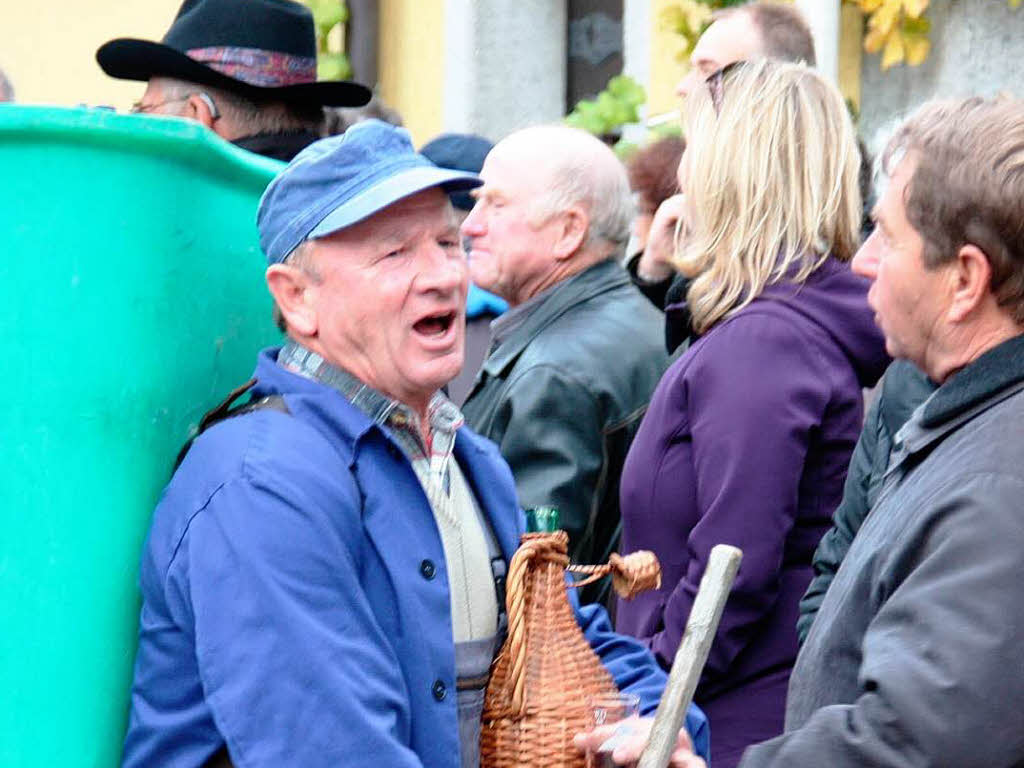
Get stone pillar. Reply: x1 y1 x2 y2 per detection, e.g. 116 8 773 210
620 0 652 143
442 0 567 141
347 0 379 87
795 0 840 83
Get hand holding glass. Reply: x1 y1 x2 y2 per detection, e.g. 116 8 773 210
585 693 640 768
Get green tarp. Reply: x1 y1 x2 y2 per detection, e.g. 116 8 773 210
0 105 282 767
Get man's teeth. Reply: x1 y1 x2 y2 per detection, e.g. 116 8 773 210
416 314 452 335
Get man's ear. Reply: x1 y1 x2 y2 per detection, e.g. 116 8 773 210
551 205 589 261
184 92 218 131
948 243 993 323
266 264 319 337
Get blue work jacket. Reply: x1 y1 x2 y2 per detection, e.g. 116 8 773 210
122 348 708 768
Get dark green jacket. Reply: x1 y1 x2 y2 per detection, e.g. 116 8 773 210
795 359 936 643
461 260 669 597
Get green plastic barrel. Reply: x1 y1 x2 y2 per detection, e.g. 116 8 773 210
0 106 283 767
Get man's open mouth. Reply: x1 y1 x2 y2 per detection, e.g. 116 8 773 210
413 311 456 337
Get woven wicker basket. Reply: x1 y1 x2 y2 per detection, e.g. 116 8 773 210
480 531 661 768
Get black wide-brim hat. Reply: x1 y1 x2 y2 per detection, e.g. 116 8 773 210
96 0 370 107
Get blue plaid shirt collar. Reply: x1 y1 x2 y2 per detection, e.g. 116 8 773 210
277 342 465 498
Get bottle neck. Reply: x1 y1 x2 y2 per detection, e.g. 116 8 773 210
525 506 560 533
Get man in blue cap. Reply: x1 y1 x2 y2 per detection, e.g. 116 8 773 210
121 120 708 768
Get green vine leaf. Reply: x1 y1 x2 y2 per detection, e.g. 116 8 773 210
565 75 648 137
299 0 350 77
308 0 347 34
317 52 351 81
659 1 714 61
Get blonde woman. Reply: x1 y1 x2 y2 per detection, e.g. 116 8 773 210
615 59 889 767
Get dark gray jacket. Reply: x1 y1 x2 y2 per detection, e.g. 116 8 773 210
740 333 1024 767
795 359 935 643
462 260 669 591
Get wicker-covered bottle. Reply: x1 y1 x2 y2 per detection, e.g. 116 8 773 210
480 529 661 767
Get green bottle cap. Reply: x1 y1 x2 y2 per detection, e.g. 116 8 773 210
525 506 560 533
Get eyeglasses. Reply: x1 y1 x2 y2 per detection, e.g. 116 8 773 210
130 91 220 120
130 96 189 115
704 60 746 116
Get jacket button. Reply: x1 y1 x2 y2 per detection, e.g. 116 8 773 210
420 559 436 580
432 679 447 701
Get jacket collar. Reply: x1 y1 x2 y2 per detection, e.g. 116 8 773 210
253 347 524 562
481 259 629 378
878 360 937 438
252 346 381 452
893 334 1024 460
232 129 321 161
921 333 1024 428
277 339 464 437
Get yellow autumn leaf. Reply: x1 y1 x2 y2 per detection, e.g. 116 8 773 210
660 0 710 37
1011 0 1022 8
686 2 712 30
881 28 905 69
863 25 888 53
868 0 902 36
859 0 885 11
659 6 685 34
901 0 929 18
904 34 930 65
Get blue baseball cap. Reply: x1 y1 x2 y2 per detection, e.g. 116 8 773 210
420 133 494 211
258 119 482 264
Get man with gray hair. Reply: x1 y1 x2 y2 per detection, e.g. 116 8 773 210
461 125 668 598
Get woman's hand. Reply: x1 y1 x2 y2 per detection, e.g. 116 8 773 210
573 715 707 768
637 194 688 283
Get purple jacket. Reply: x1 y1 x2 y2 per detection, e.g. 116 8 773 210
615 257 888 766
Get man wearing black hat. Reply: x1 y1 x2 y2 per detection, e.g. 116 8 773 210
120 120 709 768
96 0 370 161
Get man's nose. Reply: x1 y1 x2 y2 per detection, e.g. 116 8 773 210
417 244 465 291
460 205 484 237
851 233 879 280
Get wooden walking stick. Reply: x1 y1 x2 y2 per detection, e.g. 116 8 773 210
637 544 743 768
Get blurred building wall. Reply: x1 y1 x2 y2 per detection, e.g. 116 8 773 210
378 0 445 145
0 0 181 109
859 0 1024 152
644 0 686 122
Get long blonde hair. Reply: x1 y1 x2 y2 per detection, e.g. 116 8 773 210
675 59 861 334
